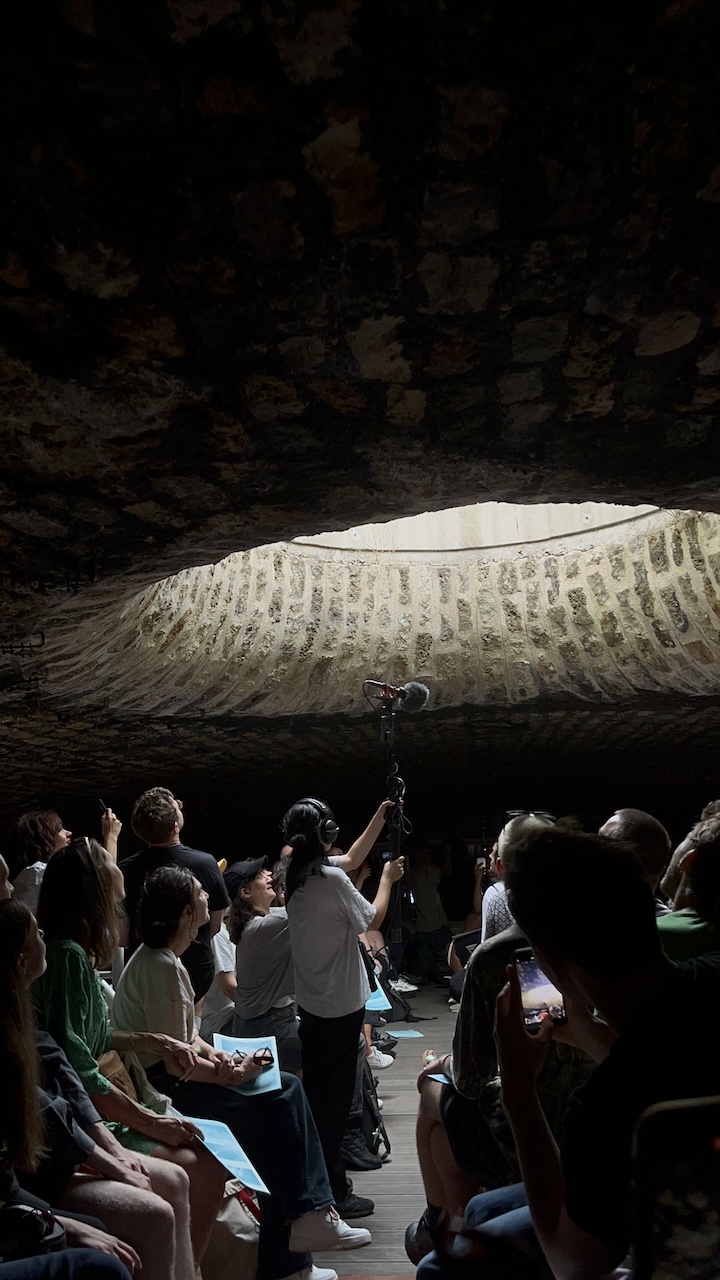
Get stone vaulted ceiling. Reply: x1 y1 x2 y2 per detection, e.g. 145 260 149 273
2 1 720 833
38 507 720 716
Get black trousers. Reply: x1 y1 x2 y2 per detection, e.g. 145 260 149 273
298 1004 366 1203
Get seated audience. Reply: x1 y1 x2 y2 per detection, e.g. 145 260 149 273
282 797 405 1219
119 788 229 1004
418 824 720 1280
227 857 302 1074
10 810 73 914
112 864 372 1276
598 807 671 914
661 797 720 903
0 899 196 1280
31 838 227 1268
480 838 513 941
656 815 720 960
482 814 555 943
406 815 592 1264
0 899 140 1280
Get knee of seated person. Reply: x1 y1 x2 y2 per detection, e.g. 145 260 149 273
150 1157 191 1200
419 1076 444 1114
279 1070 302 1099
464 1184 529 1229
416 1248 443 1280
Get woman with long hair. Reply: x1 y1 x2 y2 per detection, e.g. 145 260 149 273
10 810 73 914
113 864 373 1279
0 898 144 1277
32 838 226 1270
281 797 405 1217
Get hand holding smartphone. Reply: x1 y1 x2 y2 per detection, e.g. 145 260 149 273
513 948 567 1033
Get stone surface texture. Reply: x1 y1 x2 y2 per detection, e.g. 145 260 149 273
1 1 720 642
37 509 720 716
2 2 720 831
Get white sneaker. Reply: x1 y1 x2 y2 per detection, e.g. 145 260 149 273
377 1096 384 1110
366 1046 394 1069
389 976 418 993
289 1207 372 1252
280 1267 339 1280
448 998 460 1012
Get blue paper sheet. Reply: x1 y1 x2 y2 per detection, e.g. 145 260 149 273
387 1028 425 1038
366 986 392 1012
212 1034 282 1095
173 1112 269 1195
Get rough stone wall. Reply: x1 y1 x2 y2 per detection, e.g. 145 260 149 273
38 509 720 714
2 0 720 643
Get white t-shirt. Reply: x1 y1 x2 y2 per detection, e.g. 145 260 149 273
235 907 294 1020
287 865 376 1018
199 924 236 1040
113 944 195 1066
13 861 47 915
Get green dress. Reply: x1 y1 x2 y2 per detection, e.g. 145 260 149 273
32 938 156 1154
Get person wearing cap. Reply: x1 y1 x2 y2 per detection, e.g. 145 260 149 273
227 856 302 1074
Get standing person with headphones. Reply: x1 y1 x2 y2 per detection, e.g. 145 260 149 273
282 798 405 1220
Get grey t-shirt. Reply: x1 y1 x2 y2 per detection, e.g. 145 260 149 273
235 907 295 1020
287 865 376 1017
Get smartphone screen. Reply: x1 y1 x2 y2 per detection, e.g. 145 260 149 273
513 949 567 1033
634 1098 720 1280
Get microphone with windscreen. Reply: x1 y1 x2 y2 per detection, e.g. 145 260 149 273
363 680 430 712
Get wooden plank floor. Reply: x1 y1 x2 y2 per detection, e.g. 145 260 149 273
315 985 458 1277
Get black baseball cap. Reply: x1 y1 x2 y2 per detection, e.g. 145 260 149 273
224 857 268 902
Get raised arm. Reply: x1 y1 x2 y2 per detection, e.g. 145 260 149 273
368 856 405 930
101 808 122 863
336 800 397 872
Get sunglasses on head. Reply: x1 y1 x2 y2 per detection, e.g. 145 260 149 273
505 810 556 824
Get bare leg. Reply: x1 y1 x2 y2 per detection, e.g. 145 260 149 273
416 1079 481 1218
60 1157 194 1280
153 1142 226 1267
416 1079 446 1207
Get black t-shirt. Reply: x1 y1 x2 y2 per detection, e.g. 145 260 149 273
561 953 720 1256
120 843 230 1000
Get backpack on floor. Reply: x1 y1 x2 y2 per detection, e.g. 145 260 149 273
373 953 414 1022
361 1060 391 1161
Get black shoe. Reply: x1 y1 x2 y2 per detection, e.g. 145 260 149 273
372 1031 398 1055
341 1129 383 1171
335 1192 375 1219
405 1210 436 1265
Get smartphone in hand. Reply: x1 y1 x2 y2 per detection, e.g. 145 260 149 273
513 947 567 1033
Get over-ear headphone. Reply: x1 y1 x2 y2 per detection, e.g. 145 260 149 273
286 798 339 847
